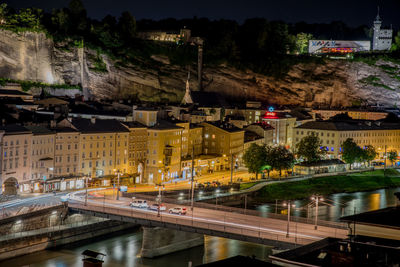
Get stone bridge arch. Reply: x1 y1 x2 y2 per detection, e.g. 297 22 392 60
3 177 18 195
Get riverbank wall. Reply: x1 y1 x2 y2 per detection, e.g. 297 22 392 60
0 205 137 262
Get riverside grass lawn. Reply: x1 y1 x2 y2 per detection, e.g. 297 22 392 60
254 169 400 202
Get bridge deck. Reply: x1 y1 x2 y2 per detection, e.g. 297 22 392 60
68 195 349 248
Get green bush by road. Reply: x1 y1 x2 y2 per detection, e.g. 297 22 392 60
256 169 400 202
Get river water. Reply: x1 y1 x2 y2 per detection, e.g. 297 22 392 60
255 187 400 221
2 231 272 267
3 187 400 266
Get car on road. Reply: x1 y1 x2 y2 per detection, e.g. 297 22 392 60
60 193 71 202
130 200 148 208
168 207 187 215
148 203 166 211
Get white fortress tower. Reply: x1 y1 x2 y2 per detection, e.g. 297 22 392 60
372 8 393 51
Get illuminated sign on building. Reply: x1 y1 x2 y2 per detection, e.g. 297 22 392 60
263 107 278 119
309 40 371 54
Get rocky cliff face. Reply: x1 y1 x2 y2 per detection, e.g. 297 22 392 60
1 29 399 107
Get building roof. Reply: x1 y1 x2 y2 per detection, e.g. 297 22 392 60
34 97 69 106
148 120 183 131
270 236 400 267
197 255 275 267
0 97 37 106
226 115 246 121
70 118 130 133
289 109 313 121
189 123 202 129
247 122 274 130
25 125 54 135
296 120 400 131
53 127 79 133
133 107 158 111
244 131 264 143
296 159 345 167
202 121 244 133
341 206 400 229
0 89 31 96
121 121 147 129
262 111 293 120
0 124 31 135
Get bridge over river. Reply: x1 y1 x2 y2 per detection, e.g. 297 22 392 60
68 190 349 250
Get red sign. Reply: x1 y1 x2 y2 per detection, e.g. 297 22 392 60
263 112 278 119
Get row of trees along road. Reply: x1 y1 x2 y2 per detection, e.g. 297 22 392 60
243 133 398 178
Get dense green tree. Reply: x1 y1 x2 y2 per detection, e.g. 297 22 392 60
391 31 400 52
7 8 43 30
387 150 398 166
91 15 122 49
51 8 70 35
243 143 268 179
361 145 377 166
342 138 362 169
0 3 7 24
269 146 295 177
295 32 313 54
296 133 326 163
118 11 136 44
68 0 87 33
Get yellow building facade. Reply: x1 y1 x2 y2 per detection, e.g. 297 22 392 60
294 121 400 160
201 122 244 156
123 122 148 183
145 121 183 184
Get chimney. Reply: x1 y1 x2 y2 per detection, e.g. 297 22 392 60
91 117 96 124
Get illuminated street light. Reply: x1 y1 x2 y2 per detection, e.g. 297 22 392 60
311 195 324 230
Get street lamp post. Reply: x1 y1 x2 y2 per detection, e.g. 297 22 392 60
311 195 324 230
244 194 247 215
230 154 234 184
114 169 121 200
155 184 164 217
284 200 295 238
84 176 88 206
190 146 195 211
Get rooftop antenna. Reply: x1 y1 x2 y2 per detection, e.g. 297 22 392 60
374 5 382 22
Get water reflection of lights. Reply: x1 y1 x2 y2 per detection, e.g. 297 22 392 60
369 193 380 211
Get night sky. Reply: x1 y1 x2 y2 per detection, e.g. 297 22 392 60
4 0 400 28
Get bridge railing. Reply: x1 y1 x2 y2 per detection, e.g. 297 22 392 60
0 203 63 221
120 193 347 229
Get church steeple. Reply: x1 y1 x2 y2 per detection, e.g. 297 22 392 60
181 68 193 105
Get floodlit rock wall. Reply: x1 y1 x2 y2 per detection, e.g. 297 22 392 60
0 29 399 107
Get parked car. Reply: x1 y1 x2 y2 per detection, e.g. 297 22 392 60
130 200 148 208
148 203 166 211
168 207 187 215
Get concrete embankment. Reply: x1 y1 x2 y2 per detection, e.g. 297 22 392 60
0 219 136 261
